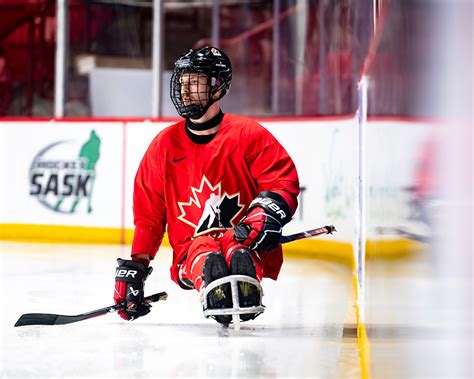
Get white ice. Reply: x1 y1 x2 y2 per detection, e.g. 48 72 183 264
1 242 356 378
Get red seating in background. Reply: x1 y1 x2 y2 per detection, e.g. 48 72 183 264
0 0 55 115
0 56 12 115
0 0 113 115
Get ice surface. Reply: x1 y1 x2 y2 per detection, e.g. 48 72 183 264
1 242 355 378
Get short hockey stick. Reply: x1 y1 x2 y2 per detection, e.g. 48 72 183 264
14 291 168 327
279 225 336 243
234 224 336 244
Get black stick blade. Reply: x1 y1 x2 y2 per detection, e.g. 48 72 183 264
14 312 101 327
14 291 168 327
15 313 60 327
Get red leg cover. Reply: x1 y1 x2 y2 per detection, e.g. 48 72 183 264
182 236 221 292
220 230 263 281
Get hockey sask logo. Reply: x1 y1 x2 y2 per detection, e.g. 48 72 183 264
29 130 101 214
178 176 244 236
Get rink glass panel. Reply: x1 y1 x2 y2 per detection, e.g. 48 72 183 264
0 1 374 117
363 1 472 377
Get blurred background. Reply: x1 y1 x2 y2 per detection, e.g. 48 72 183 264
0 0 472 378
0 0 373 117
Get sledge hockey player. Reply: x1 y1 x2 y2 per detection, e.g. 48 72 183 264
113 46 299 325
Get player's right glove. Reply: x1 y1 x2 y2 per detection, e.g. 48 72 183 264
114 258 153 321
234 191 291 252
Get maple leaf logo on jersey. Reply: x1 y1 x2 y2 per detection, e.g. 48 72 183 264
177 176 245 236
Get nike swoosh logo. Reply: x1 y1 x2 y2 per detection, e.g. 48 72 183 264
173 156 187 163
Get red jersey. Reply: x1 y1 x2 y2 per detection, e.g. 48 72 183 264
131 113 300 285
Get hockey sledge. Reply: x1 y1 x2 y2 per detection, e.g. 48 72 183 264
201 275 265 330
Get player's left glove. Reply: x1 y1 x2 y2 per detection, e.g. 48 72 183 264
114 258 153 321
234 191 291 252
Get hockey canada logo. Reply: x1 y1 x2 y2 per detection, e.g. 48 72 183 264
178 176 244 236
29 130 101 214
210 48 221 56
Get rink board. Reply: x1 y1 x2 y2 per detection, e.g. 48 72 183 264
0 117 432 259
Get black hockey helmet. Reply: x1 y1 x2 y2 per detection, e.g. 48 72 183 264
170 46 232 119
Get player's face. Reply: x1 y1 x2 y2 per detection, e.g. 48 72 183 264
180 72 209 106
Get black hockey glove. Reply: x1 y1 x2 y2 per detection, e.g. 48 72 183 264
114 258 153 321
234 191 291 252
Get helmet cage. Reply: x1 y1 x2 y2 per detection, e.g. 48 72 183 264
170 69 211 119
